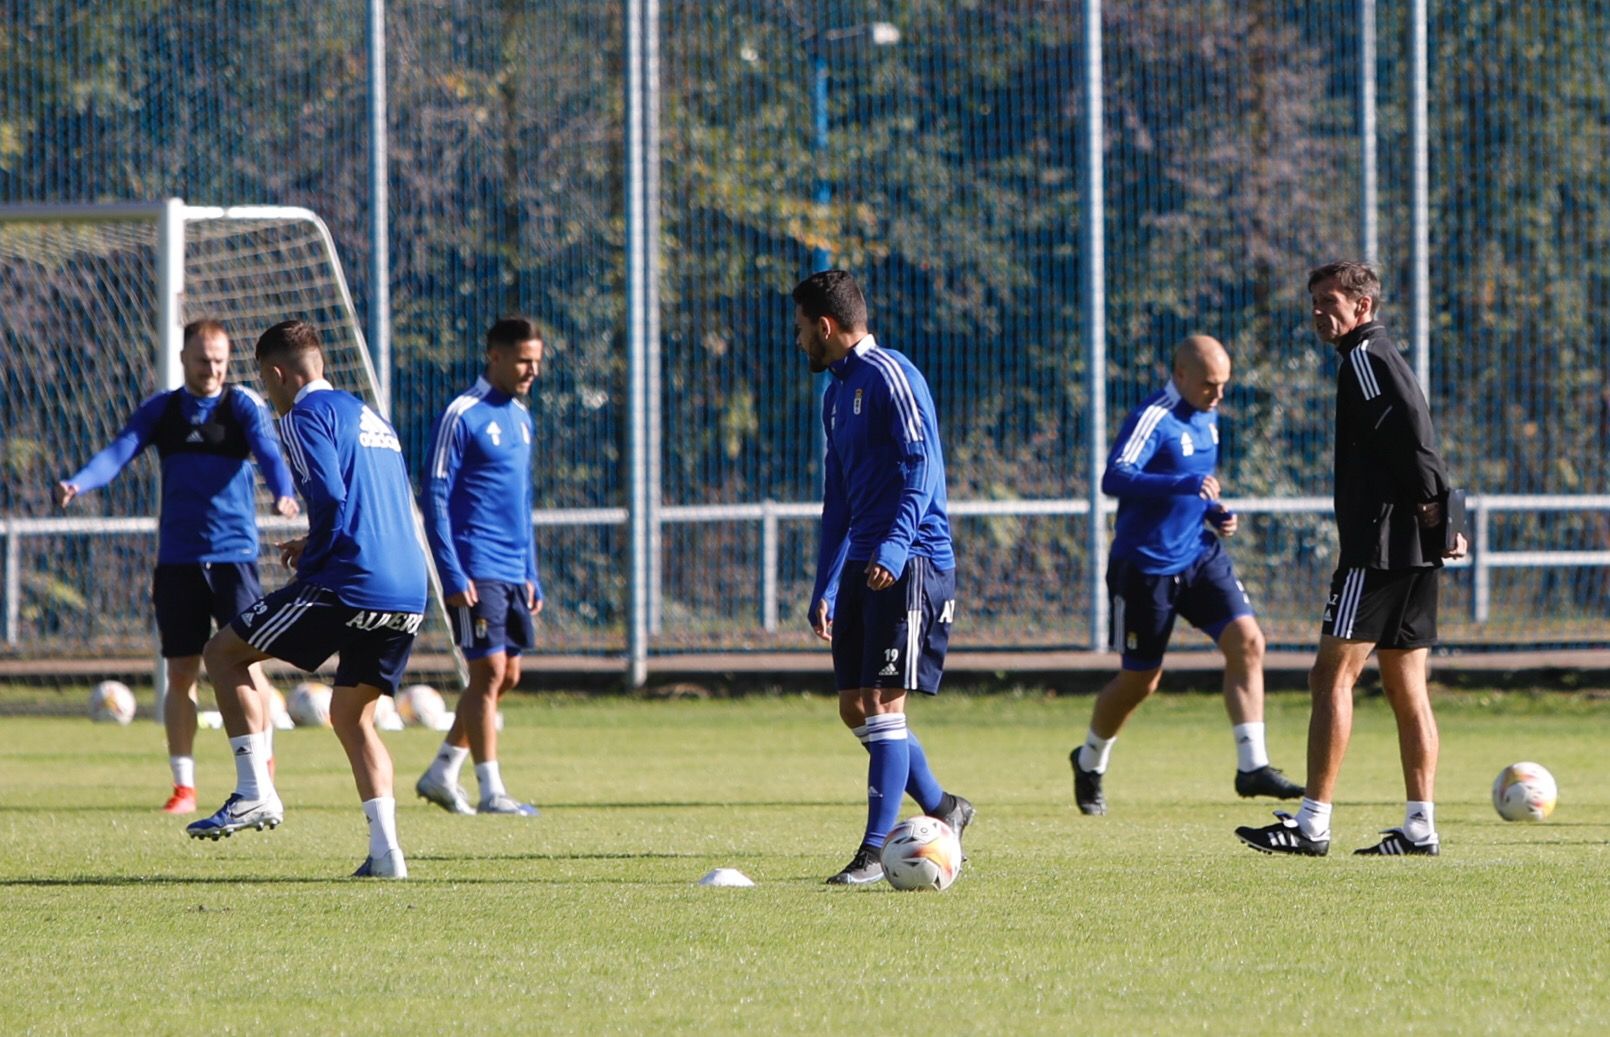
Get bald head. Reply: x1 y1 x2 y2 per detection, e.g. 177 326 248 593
1172 335 1230 411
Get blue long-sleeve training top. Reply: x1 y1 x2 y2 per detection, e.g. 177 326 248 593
1103 382 1226 575
65 385 296 564
421 376 542 600
274 380 427 612
809 335 954 615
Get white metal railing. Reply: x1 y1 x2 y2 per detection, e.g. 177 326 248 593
6 494 1609 647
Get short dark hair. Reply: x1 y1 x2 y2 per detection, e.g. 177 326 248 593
182 319 229 350
255 319 322 365
792 270 867 330
1307 260 1381 306
487 315 542 351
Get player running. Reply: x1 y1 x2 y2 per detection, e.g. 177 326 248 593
1070 335 1303 814
189 320 428 879
57 320 298 815
415 317 546 817
796 270 974 886
1237 261 1465 858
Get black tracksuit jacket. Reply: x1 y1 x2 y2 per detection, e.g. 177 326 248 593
1330 321 1452 571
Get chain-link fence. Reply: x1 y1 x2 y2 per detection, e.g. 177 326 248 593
2 1 1607 674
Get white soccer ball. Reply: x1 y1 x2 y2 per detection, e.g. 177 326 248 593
880 816 963 892
397 684 446 728
1492 761 1558 822
88 680 136 725
372 693 405 731
287 681 333 728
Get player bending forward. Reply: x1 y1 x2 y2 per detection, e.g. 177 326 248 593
189 320 428 879
796 270 974 886
1070 336 1302 814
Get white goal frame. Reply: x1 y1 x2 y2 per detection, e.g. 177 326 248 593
0 198 461 705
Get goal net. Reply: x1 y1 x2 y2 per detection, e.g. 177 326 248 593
0 200 455 690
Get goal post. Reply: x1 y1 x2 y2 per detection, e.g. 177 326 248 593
0 199 461 700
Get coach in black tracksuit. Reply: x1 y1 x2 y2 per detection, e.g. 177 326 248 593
1237 260 1465 859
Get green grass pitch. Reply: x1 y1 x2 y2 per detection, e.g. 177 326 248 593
3 688 1609 1034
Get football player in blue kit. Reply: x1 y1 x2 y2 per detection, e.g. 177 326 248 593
1070 335 1303 814
415 317 546 817
188 320 428 879
57 320 298 815
795 270 974 886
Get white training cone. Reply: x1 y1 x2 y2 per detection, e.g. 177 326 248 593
697 868 755 888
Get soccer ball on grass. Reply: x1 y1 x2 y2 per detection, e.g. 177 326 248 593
1492 761 1557 822
287 681 332 728
88 680 136 725
880 815 963 891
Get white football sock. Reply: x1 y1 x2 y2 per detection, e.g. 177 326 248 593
475 761 507 799
852 724 869 744
170 755 195 788
1078 730 1116 774
361 796 401 858
1295 797 1332 840
427 743 469 784
259 723 274 759
1232 722 1270 771
229 733 273 801
1404 801 1436 843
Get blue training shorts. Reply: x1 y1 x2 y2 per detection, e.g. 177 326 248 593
152 561 263 658
831 556 956 695
448 579 536 661
1108 537 1253 671
231 582 421 695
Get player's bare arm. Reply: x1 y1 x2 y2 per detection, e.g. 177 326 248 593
277 536 307 569
811 598 832 642
446 579 479 608
55 480 78 507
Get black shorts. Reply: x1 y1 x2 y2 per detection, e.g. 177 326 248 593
1321 566 1439 649
151 562 263 658
1108 538 1254 671
831 557 955 695
230 582 421 695
448 579 536 661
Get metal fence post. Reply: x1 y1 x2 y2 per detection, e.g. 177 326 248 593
1082 0 1108 651
366 0 392 417
3 525 16 646
1359 0 1378 262
761 500 779 632
1473 498 1490 623
1409 0 1430 391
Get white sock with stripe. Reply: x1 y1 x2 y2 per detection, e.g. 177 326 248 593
1295 797 1331 840
1232 723 1270 771
1404 800 1435 843
229 733 273 801
1078 729 1116 774
362 796 401 858
427 742 470 785
475 761 507 799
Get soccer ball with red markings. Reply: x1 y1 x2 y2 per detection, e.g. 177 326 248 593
88 680 136 725
1492 762 1557 822
880 816 962 891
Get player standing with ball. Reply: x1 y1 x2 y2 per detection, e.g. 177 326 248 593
1237 261 1466 858
795 270 974 886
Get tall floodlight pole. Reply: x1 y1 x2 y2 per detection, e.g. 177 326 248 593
1409 0 1430 391
1082 0 1108 651
625 0 655 687
1359 0 1378 263
645 0 663 639
806 25 898 475
367 0 391 416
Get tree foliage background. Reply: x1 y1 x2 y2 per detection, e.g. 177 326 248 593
1 0 1606 652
